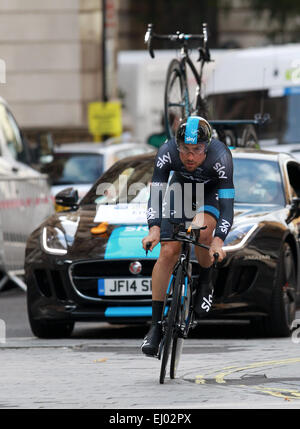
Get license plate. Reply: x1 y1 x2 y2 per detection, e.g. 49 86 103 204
98 278 152 296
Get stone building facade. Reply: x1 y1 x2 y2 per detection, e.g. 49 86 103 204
0 0 119 143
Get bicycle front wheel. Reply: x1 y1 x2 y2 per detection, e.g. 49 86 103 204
164 59 187 140
170 273 192 379
159 265 183 384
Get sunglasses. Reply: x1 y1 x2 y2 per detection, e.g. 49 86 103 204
177 144 206 155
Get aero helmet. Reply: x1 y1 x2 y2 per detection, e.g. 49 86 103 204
176 116 212 152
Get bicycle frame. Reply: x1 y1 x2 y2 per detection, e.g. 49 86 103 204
173 239 190 274
173 240 194 337
160 227 210 319
163 239 192 328
178 50 204 118
145 23 211 118
158 239 191 336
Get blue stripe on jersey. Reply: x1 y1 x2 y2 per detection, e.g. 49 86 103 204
218 188 235 199
196 205 220 219
185 116 200 144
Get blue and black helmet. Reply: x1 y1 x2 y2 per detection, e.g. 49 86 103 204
176 116 212 152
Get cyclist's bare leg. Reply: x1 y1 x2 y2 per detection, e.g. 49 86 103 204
141 241 181 356
193 213 217 267
152 241 181 301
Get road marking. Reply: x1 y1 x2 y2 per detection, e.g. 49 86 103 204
194 357 300 401
195 365 237 385
252 386 300 400
213 357 300 384
195 375 206 384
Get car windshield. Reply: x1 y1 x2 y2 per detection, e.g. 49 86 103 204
233 158 285 205
42 153 104 185
81 155 285 206
81 156 154 205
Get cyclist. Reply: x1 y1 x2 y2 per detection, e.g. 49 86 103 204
141 116 235 356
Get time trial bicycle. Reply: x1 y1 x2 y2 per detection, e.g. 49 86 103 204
147 223 219 384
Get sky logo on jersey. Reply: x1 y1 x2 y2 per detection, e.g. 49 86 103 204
213 162 228 179
156 152 171 168
219 219 231 234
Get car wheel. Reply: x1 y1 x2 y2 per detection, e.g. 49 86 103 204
29 317 74 339
27 295 74 339
264 242 296 337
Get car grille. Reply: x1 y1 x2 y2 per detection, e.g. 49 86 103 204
69 259 156 300
213 264 257 298
34 269 69 300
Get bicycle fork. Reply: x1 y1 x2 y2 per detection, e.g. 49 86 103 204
176 274 193 339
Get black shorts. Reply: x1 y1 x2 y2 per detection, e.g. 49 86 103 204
160 173 220 240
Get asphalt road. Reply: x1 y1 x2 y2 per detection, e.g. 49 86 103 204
1 286 300 411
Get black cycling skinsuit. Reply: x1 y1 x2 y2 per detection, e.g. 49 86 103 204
147 137 235 242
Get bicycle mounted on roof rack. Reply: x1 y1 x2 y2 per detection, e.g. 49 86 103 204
145 23 270 148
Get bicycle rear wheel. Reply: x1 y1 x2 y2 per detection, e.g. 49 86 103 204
240 124 259 148
164 59 187 140
170 273 192 379
159 265 183 384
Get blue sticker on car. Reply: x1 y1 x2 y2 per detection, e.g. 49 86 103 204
98 278 105 295
104 226 161 259
104 306 169 318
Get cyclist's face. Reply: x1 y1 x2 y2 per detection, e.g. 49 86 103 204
178 143 206 171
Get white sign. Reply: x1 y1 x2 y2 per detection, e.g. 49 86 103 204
94 203 147 224
0 319 5 343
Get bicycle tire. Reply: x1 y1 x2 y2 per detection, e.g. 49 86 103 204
164 59 187 140
170 273 192 379
159 265 183 384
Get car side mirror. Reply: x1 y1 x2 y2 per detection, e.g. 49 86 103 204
286 197 300 223
55 187 79 207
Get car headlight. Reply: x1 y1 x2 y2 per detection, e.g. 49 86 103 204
41 226 68 255
223 223 259 252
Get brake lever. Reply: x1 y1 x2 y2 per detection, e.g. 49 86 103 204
145 242 152 256
145 23 155 58
213 252 219 268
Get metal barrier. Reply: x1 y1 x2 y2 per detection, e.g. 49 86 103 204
0 174 54 291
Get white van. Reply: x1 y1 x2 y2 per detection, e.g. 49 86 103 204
202 44 300 147
0 96 54 291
